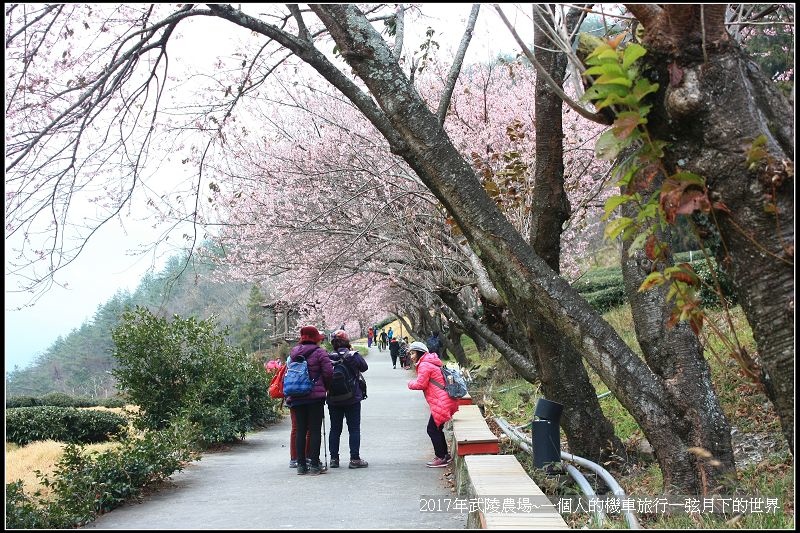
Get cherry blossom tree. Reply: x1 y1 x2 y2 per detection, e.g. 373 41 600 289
6 3 793 492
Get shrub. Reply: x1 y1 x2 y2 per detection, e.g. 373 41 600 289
38 392 95 408
573 255 735 313
6 406 128 446
690 257 737 307
6 396 40 408
111 306 280 442
99 396 127 409
6 481 48 528
5 422 200 529
582 285 627 313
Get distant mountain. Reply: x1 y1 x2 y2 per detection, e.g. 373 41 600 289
5 251 265 399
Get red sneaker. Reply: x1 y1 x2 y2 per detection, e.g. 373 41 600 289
426 456 449 468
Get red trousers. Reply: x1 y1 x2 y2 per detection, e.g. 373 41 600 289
290 407 311 459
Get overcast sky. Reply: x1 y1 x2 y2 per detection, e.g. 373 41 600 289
4 4 525 372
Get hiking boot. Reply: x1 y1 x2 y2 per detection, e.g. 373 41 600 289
308 464 327 476
330 456 340 468
426 456 449 468
296 464 309 475
349 458 369 469
289 459 298 468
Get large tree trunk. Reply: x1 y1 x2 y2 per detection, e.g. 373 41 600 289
627 4 794 452
528 4 626 465
443 322 471 369
621 209 736 490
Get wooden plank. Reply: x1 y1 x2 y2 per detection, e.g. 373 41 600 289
453 404 483 419
463 455 569 529
452 404 499 451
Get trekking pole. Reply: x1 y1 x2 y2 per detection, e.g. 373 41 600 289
322 412 328 469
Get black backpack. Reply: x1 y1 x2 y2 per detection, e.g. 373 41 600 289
328 351 358 404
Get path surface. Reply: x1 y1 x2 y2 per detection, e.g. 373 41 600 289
84 345 466 529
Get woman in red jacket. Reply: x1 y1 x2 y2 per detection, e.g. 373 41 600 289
407 341 459 467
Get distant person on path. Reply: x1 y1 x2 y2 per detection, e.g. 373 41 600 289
387 326 394 341
367 327 374 348
407 341 459 468
398 337 410 369
327 330 369 469
388 336 400 369
287 325 333 476
379 328 388 351
426 331 442 356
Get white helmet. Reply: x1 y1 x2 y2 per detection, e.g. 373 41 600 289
408 341 429 354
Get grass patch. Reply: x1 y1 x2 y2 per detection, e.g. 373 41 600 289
5 439 122 500
477 299 793 529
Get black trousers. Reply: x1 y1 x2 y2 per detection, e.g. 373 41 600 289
426 414 449 458
292 401 324 466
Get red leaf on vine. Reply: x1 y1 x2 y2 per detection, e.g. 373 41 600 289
666 311 680 329
668 62 684 87
672 262 700 287
660 179 711 224
645 234 658 261
674 189 711 216
632 163 660 192
612 113 640 140
690 315 703 335
671 271 697 286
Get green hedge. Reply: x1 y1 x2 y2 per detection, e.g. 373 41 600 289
38 392 96 408
574 267 625 312
6 394 128 409
6 406 128 446
573 255 735 313
6 396 41 408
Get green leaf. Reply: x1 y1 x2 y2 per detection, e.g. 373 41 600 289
584 65 614 77
585 43 615 63
637 202 659 222
595 129 623 160
595 73 633 87
622 43 647 70
604 216 633 240
597 48 620 61
594 85 633 109
670 171 705 186
603 194 632 220
629 230 650 252
632 78 659 101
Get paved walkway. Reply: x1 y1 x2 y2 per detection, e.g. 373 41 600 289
84 345 466 529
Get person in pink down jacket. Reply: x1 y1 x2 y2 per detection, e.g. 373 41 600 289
407 341 459 468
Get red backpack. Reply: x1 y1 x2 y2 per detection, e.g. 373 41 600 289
268 363 288 399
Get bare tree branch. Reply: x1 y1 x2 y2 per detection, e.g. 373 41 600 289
436 4 480 126
493 4 612 125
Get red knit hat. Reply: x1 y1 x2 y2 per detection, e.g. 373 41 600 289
299 325 324 343
332 329 349 342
